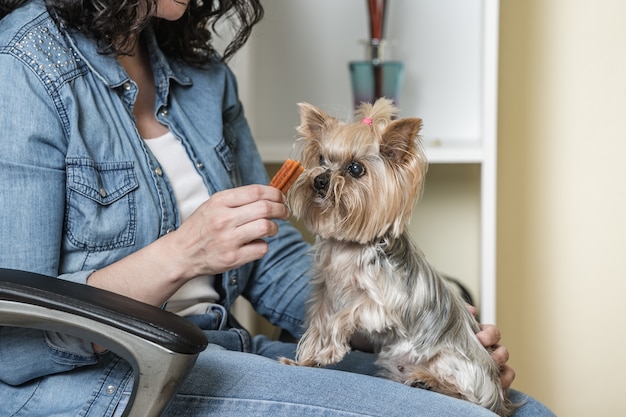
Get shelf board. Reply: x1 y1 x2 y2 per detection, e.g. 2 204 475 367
423 139 484 164
257 137 484 165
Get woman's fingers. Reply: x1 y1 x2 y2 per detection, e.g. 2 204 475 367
474 322 515 390
499 364 516 391
476 323 501 347
174 184 288 276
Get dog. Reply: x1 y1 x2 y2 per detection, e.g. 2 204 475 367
280 98 516 416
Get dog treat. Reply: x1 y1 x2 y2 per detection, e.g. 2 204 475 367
269 159 304 193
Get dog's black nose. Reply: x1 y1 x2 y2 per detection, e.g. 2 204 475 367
314 172 330 193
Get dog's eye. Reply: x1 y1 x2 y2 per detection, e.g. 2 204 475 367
347 161 366 178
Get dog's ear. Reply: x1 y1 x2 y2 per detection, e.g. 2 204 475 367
380 118 422 164
297 102 338 138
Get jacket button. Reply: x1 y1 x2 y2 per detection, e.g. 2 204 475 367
159 108 169 117
155 167 163 176
99 188 107 198
229 275 238 285
106 385 116 394
122 82 132 91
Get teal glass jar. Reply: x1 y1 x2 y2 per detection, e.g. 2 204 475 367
349 61 404 108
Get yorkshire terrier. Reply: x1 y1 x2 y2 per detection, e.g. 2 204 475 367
281 98 516 416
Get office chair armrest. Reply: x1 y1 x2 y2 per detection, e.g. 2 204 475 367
0 268 208 417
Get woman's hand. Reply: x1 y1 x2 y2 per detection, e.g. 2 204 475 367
467 305 516 392
170 184 289 278
88 184 288 308
476 323 515 391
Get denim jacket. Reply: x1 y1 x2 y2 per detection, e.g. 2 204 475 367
0 0 310 388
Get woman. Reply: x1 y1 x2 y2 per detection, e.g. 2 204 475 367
0 0 553 415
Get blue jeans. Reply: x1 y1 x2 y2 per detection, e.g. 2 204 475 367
0 311 554 417
156 331 553 417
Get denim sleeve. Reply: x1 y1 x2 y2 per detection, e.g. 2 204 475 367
0 55 68 277
0 55 99 384
0 327 97 386
220 66 312 337
247 221 312 338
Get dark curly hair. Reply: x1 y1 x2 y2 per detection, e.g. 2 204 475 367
1 0 263 64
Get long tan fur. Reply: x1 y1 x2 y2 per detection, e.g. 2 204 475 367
281 99 518 416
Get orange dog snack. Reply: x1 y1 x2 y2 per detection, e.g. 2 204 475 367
270 159 304 193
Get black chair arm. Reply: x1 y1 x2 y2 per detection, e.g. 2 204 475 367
0 268 208 417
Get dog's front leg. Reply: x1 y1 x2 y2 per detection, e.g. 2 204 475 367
301 308 355 366
281 308 355 367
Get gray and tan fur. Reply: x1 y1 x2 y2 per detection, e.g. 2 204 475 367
281 98 516 416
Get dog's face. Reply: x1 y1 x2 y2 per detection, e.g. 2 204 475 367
288 99 427 244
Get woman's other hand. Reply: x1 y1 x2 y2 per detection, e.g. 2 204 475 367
467 305 516 391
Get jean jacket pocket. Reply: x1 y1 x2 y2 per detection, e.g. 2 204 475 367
65 158 138 250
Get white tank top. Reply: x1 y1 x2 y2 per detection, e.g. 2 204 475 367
144 131 220 316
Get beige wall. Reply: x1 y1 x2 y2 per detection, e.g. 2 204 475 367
498 1 626 415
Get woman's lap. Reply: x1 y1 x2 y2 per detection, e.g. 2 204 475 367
5 327 547 417
168 344 494 417
163 334 555 417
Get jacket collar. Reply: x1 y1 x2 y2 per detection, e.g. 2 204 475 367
64 24 192 91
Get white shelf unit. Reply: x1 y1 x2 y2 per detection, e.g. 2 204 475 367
230 0 500 324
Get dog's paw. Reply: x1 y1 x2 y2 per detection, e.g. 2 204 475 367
278 356 320 367
313 343 352 366
278 357 297 366
297 339 350 367
315 352 341 366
